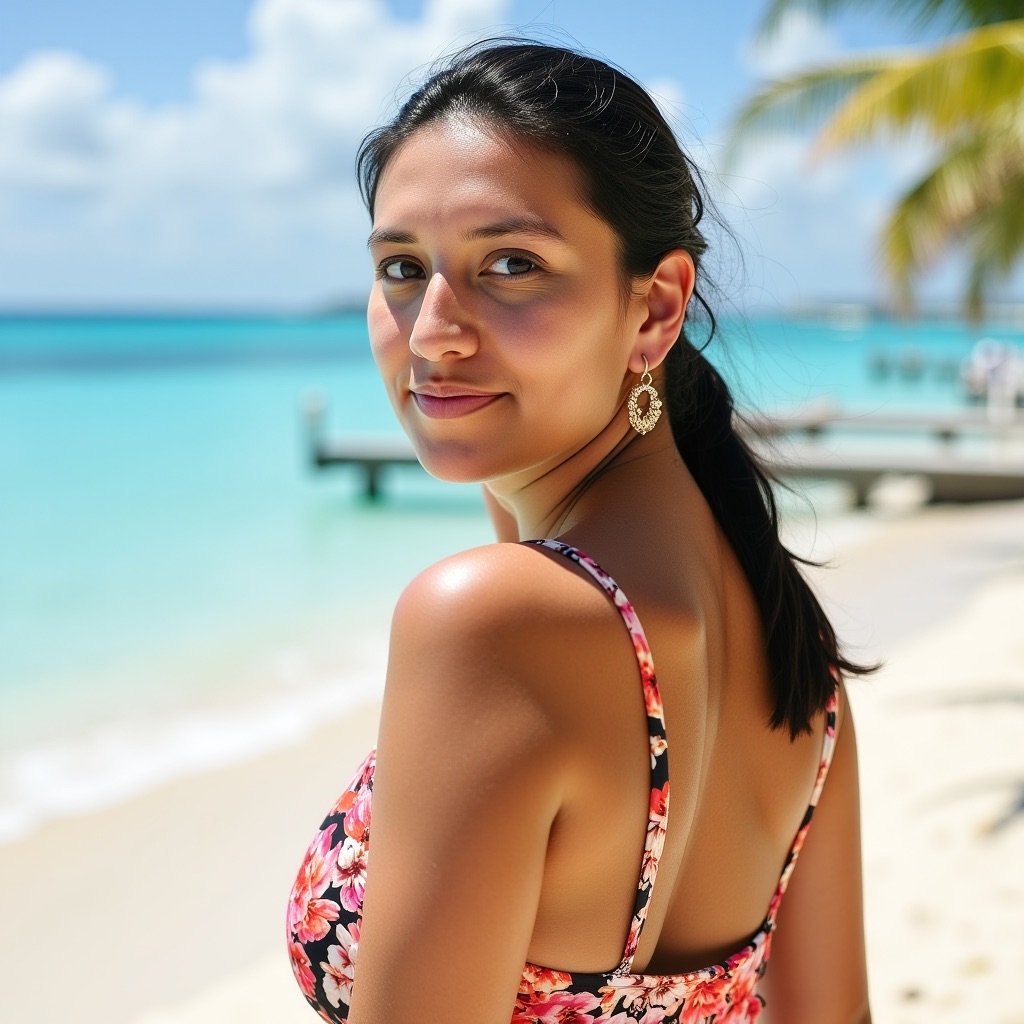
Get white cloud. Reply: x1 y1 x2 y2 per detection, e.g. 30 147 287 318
0 0 508 306
742 8 841 79
0 51 139 194
2 0 998 308
715 131 957 308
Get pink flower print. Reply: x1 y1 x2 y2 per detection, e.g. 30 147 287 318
321 920 360 1009
512 995 534 1020
678 970 732 1024
641 783 669 884
617 1009 679 1024
343 783 372 843
724 978 760 1022
643 978 686 1013
289 824 342 943
288 941 316 1000
777 826 809 894
725 945 767 1020
729 988 765 1021
520 963 574 995
635 645 655 681
295 896 340 945
330 750 375 816
521 990 603 1023
725 944 760 979
621 917 644 962
642 675 663 720
332 836 368 913
614 593 640 629
330 788 355 819
650 782 669 820
791 824 808 856
601 976 677 1015
649 734 667 768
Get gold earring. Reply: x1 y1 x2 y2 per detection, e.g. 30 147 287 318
627 356 662 435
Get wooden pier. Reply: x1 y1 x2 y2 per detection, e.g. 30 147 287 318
308 431 420 500
303 395 1024 505
763 445 1024 506
742 404 1024 443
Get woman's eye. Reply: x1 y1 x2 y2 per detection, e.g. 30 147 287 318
380 259 423 281
487 254 537 276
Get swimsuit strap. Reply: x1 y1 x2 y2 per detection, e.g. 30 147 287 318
765 677 840 929
523 539 669 975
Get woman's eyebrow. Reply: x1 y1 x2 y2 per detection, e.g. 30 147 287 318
367 228 416 248
367 216 567 249
463 217 567 242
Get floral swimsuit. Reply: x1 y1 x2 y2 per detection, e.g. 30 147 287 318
287 539 839 1023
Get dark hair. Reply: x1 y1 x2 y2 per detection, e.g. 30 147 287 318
357 39 874 737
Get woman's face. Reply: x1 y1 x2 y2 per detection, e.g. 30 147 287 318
367 118 648 487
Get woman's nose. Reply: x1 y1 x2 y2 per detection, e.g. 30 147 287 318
408 273 479 361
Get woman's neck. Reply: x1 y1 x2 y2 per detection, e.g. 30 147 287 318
485 410 685 544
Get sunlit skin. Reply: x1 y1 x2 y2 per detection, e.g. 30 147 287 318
366 118 691 539
349 118 871 1024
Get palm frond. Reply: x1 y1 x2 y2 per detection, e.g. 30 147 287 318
759 0 1024 38
726 55 895 164
820 19 1024 148
964 168 1024 317
729 20 1024 161
880 124 1024 313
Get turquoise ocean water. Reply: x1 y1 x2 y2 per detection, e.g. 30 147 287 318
1 311 1019 839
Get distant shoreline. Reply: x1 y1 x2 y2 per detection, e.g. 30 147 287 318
1 301 1024 326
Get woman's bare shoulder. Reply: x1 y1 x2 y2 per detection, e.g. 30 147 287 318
394 541 611 638
385 542 630 716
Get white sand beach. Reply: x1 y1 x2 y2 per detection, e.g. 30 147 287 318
1 500 1022 1024
805 502 1024 1023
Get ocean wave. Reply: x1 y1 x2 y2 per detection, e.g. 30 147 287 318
0 667 385 844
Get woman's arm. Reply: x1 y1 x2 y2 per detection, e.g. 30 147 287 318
348 546 569 1024
758 688 872 1024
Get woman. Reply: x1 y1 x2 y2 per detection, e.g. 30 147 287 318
287 39 873 1024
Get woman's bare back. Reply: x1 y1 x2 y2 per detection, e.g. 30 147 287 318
520 451 831 976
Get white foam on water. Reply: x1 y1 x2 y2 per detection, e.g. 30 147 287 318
0 664 385 844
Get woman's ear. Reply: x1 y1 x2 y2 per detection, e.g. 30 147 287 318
628 249 695 373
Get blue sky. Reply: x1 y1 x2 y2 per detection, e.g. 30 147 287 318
0 0 1000 310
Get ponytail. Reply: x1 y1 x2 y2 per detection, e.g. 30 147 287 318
665 331 874 738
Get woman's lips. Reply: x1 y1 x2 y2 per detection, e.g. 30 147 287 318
412 392 503 419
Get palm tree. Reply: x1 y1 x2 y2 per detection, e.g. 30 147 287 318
731 0 1024 319
760 0 1022 32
